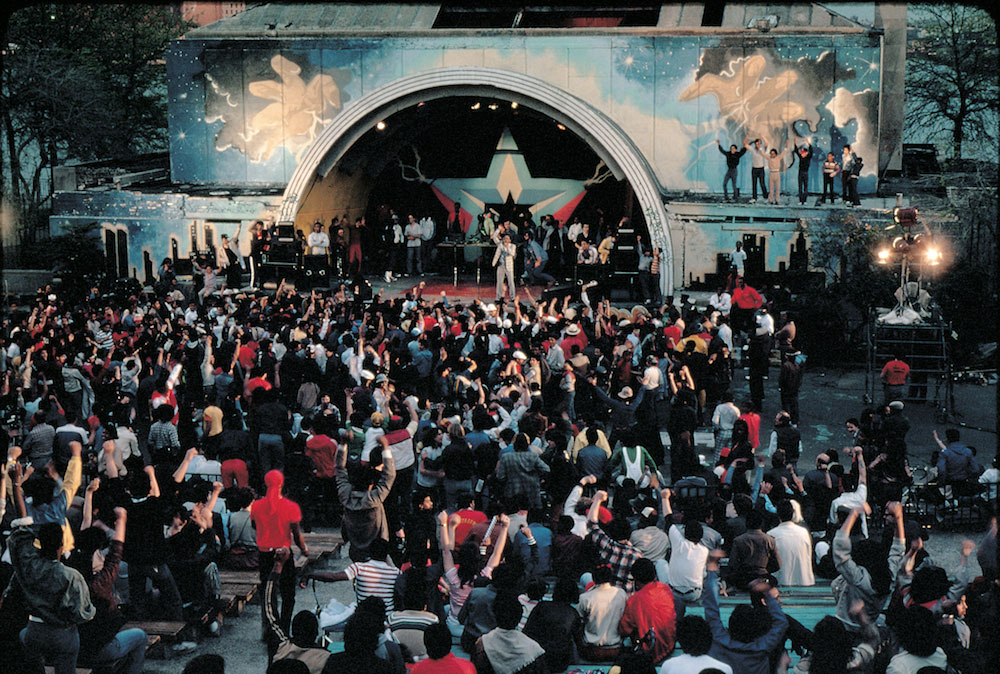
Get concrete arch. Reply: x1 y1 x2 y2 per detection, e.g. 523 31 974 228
279 67 673 294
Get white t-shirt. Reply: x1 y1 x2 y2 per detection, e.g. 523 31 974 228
830 483 869 538
307 231 330 255
660 654 733 674
731 248 747 270
643 365 662 391
667 524 708 592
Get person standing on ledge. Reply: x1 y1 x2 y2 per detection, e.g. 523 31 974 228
793 137 814 205
744 137 769 203
717 136 748 202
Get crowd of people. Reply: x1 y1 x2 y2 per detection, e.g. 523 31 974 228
0 226 997 674
715 136 863 207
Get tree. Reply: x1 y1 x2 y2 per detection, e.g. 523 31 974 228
906 4 999 161
1 4 191 237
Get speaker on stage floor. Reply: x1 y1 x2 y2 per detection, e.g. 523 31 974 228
302 255 329 289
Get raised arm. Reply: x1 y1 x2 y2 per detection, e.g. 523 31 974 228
485 513 511 570
173 447 199 483
438 510 456 573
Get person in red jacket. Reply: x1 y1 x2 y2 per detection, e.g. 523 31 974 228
880 354 910 404
731 278 763 336
618 557 677 664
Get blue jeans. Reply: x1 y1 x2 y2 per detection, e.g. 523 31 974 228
525 262 554 286
258 433 285 473
20 622 80 674
723 168 739 199
92 628 147 674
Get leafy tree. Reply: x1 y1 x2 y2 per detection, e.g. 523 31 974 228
1 4 192 234
906 4 999 160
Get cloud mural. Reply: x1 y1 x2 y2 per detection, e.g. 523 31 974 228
202 51 353 167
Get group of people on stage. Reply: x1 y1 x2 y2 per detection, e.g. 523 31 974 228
716 135 864 207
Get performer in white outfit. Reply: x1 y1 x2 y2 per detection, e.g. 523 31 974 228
307 222 330 257
492 229 517 302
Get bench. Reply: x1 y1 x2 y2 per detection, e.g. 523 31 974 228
121 620 187 642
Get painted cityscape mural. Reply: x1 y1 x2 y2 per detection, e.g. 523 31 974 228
167 33 881 196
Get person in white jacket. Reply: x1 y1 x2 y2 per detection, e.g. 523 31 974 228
767 500 815 586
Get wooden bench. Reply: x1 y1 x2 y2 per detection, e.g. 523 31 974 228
122 620 187 642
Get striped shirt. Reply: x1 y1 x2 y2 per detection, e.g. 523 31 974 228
387 609 439 662
344 559 400 611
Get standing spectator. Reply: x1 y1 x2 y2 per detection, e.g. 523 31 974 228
793 138 814 205
744 138 769 203
337 440 396 562
730 241 748 278
820 152 840 204
717 137 748 202
767 500 815 587
8 521 95 674
405 215 423 276
420 215 436 273
766 140 792 205
778 352 803 426
262 548 332 672
252 470 310 636
712 395 741 464
880 354 910 405
841 145 857 204
253 388 291 474
495 433 550 510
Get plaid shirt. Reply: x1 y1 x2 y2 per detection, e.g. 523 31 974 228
588 520 643 593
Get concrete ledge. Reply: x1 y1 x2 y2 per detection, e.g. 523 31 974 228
2 269 53 295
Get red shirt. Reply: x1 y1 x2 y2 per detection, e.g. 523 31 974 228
250 495 301 550
453 509 488 546
305 434 338 479
618 581 677 664
741 411 761 449
881 360 910 385
662 325 682 349
732 285 763 310
237 344 257 371
411 653 476 674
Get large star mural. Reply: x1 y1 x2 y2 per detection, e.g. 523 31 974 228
428 128 590 232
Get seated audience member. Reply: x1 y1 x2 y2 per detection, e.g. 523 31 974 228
793 606 880 673
472 595 547 674
387 572 439 663
619 558 677 664
576 563 628 661
767 499 815 587
323 610 396 674
726 509 781 590
523 577 583 672
703 549 788 674
885 606 948 673
659 615 733 674
410 622 475 674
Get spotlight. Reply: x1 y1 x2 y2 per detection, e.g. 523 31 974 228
925 247 941 265
470 102 481 110
876 248 891 264
556 123 566 131
488 103 499 111
417 101 425 108
510 101 518 109
375 121 386 131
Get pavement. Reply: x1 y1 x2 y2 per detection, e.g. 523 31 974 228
147 367 997 673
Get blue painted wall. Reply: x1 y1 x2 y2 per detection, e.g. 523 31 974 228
167 33 882 194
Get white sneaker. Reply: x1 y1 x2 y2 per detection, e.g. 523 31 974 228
173 641 197 652
384 271 393 283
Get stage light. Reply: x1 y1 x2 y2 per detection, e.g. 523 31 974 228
470 102 481 110
510 101 518 109
876 248 891 264
417 101 425 108
925 247 941 265
556 123 566 131
376 121 386 131
488 103 499 110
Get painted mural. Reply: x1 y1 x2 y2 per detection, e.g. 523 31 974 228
168 33 882 197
